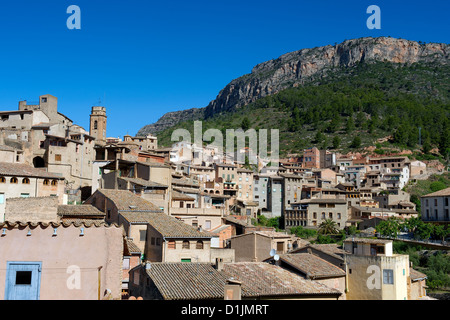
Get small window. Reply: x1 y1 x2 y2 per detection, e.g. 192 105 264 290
123 258 130 270
15 271 32 285
151 237 155 245
168 240 176 249
383 269 394 284
43 179 50 186
10 177 18 184
182 241 190 249
0 177 5 183
51 180 58 186
55 154 61 162
139 230 146 242
22 178 30 184
196 241 204 249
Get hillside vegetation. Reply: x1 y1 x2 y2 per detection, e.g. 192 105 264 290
156 60 450 160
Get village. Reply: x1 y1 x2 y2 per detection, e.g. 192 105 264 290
0 94 448 301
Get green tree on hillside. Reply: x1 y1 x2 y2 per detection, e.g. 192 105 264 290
350 136 361 149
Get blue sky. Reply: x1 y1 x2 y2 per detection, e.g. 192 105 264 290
0 0 448 138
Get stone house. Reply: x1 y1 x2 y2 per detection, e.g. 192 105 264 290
118 211 215 263
229 230 296 262
84 189 163 226
420 187 450 224
0 162 65 221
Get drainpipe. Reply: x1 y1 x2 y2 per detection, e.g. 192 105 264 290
98 266 103 300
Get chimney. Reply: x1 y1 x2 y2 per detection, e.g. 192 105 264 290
215 258 224 271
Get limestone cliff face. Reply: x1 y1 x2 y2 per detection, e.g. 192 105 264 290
137 107 204 136
138 37 449 135
204 37 449 116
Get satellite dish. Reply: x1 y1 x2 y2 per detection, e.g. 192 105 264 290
269 249 276 257
274 254 280 261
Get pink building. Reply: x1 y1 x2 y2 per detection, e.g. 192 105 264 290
0 221 123 300
303 147 320 169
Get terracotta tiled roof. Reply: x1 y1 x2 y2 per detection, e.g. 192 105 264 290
421 187 450 198
124 238 141 255
171 190 195 201
143 262 341 300
96 189 163 212
222 262 342 297
410 268 427 281
118 177 168 188
278 253 346 279
57 205 105 217
120 211 214 238
343 237 391 244
144 263 243 300
0 220 112 228
0 162 64 179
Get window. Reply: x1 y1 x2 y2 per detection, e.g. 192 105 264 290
22 178 30 184
41 97 47 103
182 241 190 249
43 179 50 186
51 180 58 186
383 269 394 284
192 220 198 228
156 238 161 246
180 201 184 208
139 230 147 242
181 258 191 263
0 177 5 183
276 242 284 252
20 193 30 198
168 240 176 249
15 271 32 285
123 258 130 270
55 154 61 162
10 177 18 184
0 193 4 204
205 220 211 230
93 120 98 130
196 241 204 249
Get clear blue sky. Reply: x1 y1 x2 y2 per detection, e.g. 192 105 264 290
0 0 448 138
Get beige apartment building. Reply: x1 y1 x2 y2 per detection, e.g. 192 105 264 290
343 238 426 300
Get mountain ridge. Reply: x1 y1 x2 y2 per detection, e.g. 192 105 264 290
137 36 449 137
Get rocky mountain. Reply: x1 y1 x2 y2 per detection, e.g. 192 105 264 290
137 107 204 136
137 37 449 136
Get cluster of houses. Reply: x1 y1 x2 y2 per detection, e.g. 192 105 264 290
0 94 447 300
